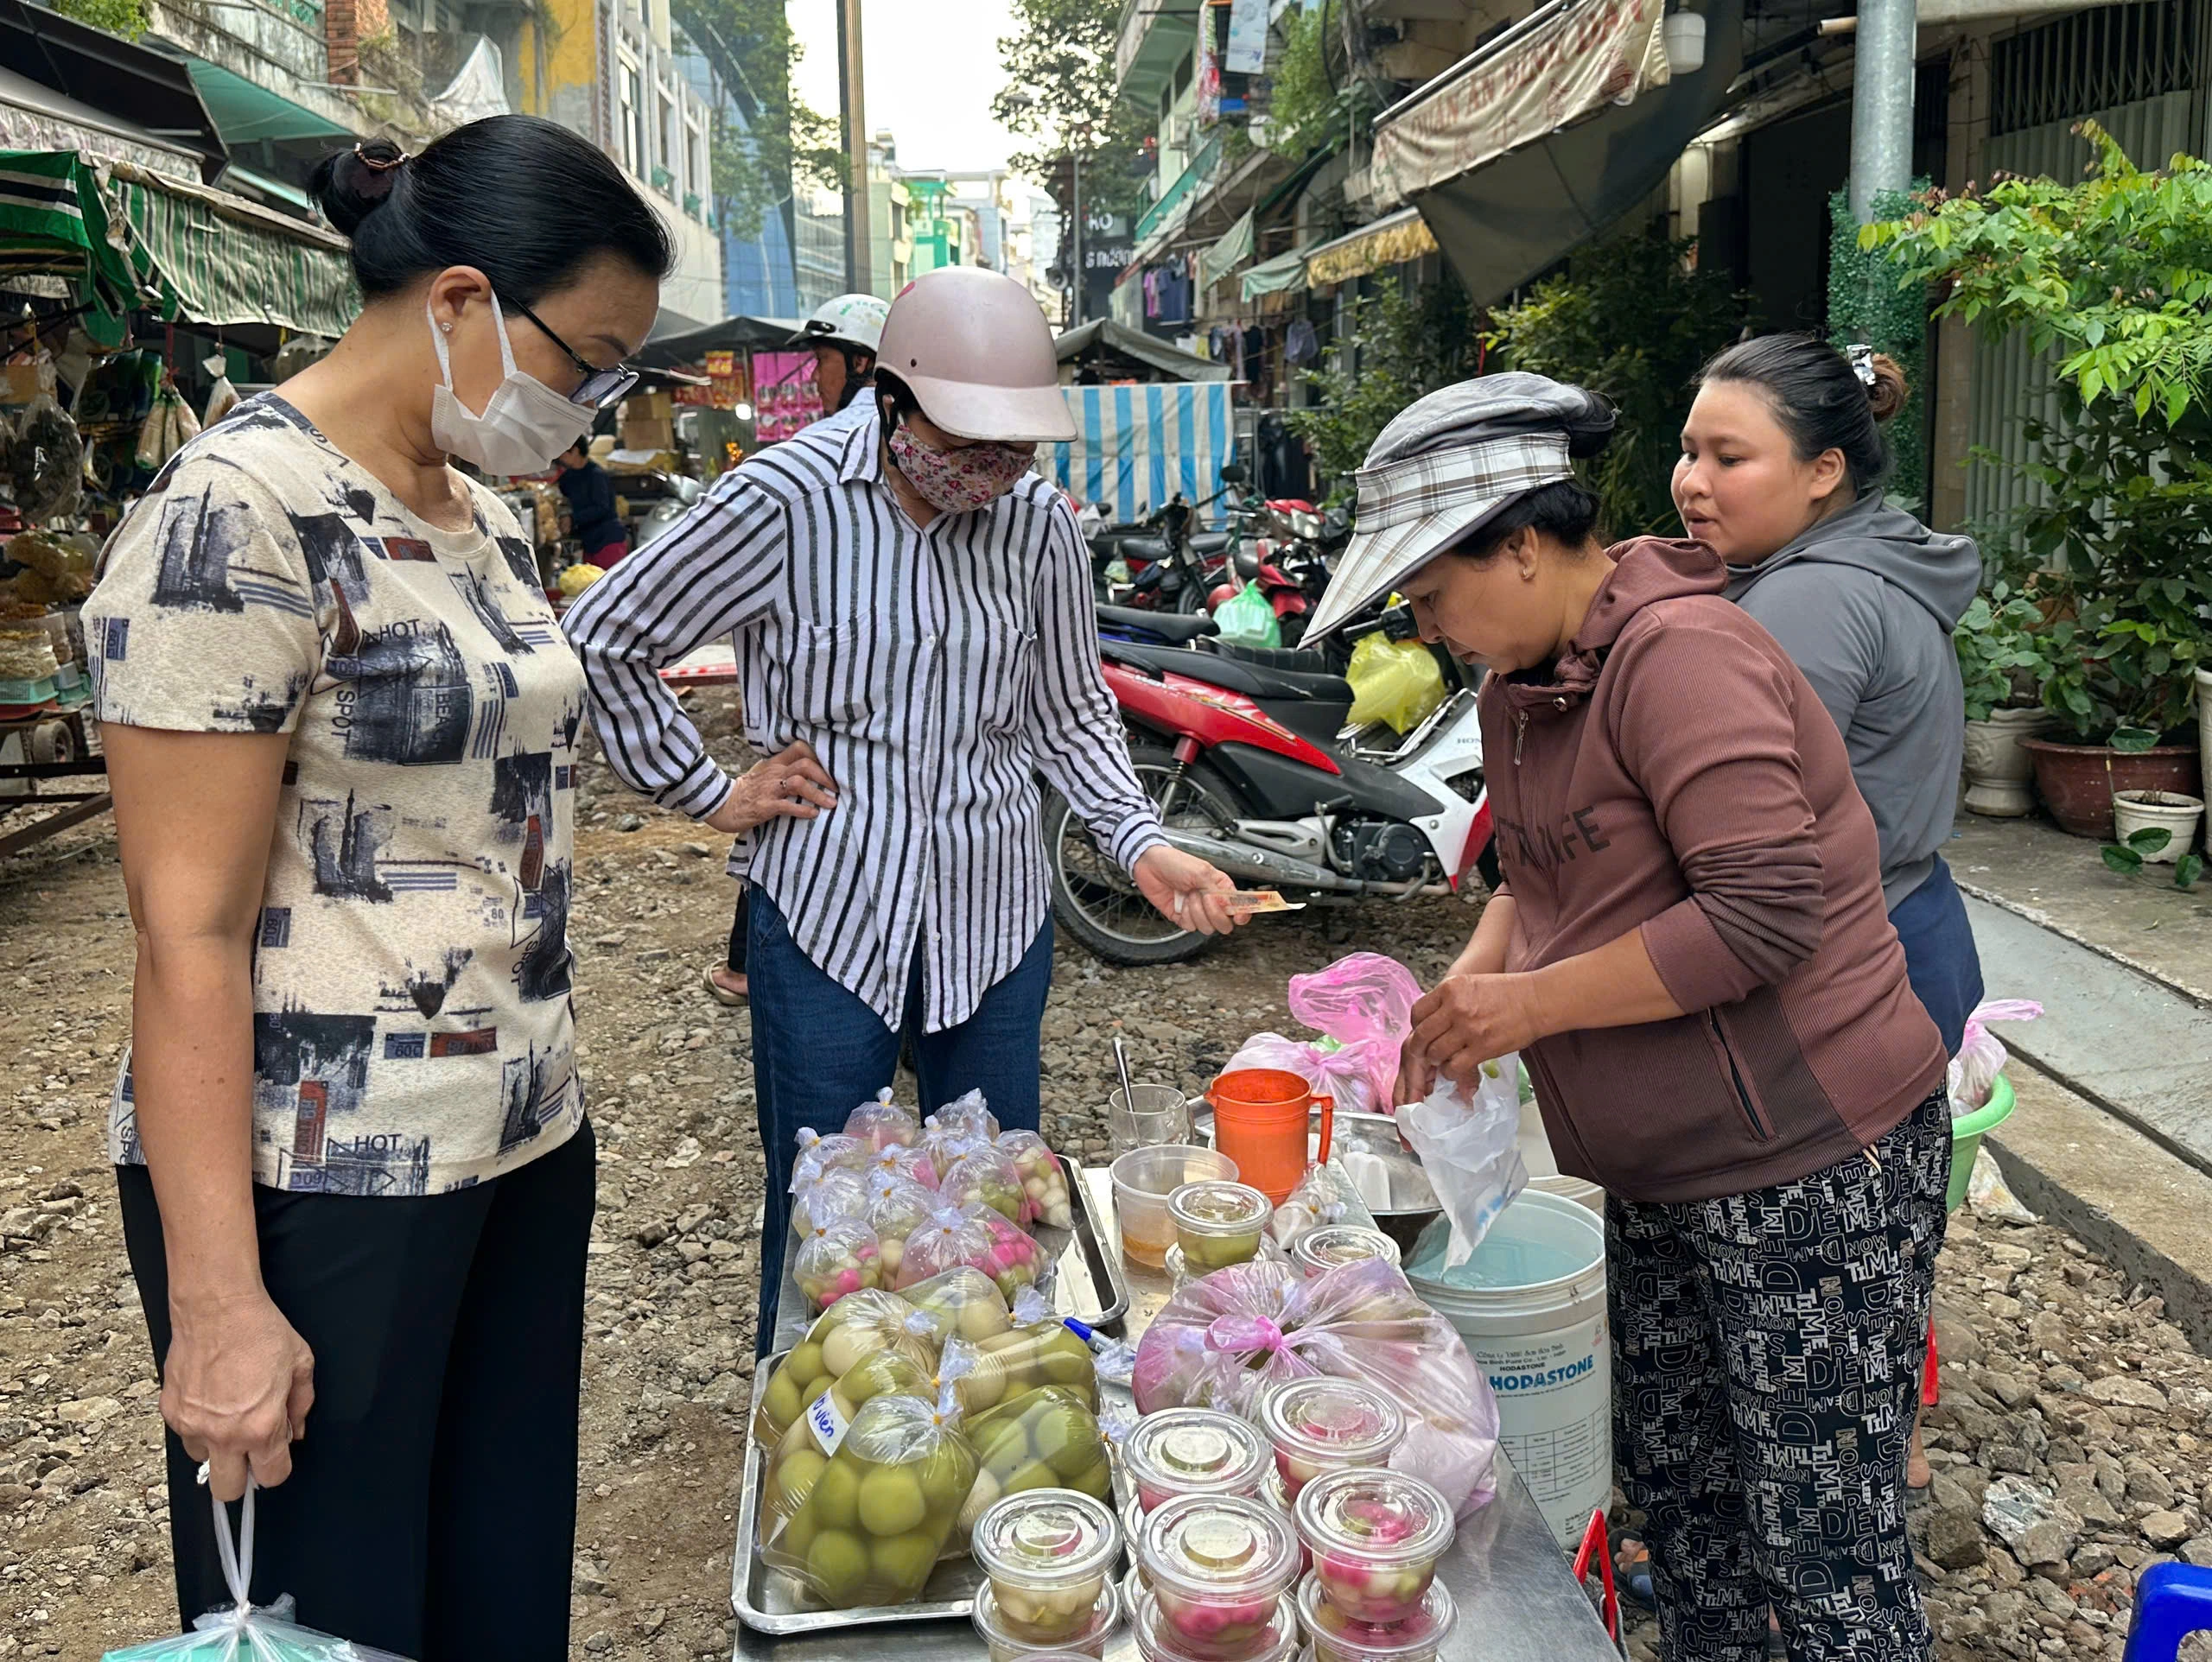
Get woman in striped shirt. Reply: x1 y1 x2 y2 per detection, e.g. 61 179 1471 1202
564 268 1241 1344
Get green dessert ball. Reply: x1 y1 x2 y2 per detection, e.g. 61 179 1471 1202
1001 1458 1059 1496
787 1342 824 1382
780 1506 820 1562
1033 1405 1096 1479
856 1464 928 1537
869 1527 940 1595
775 1448 827 1515
1036 1333 1095 1388
810 1458 861 1530
917 1443 970 1513
806 1528 871 1606
762 1369 804 1430
1065 1456 1113 1500
976 1418 1030 1473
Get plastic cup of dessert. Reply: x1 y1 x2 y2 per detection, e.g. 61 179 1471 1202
1121 1407 1271 1513
1287 1225 1402 1277
1168 1181 1273 1272
1299 1568 1457 1662
1257 1377 1407 1502
1136 1493 1303 1659
970 1576 1121 1661
1128 1583 1301 1662
1292 1469 1456 1627
971 1488 1122 1646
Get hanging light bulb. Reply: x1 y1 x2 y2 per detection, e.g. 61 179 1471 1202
1664 7 1707 73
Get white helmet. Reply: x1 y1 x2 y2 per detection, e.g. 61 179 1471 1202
790 293 890 358
875 267 1077 443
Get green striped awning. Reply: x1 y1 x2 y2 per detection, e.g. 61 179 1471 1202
0 149 150 313
106 163 359 338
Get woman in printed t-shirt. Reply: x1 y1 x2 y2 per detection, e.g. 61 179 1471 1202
81 117 670 1656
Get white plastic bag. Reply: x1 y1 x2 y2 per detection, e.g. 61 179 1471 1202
104 1479 413 1660
1947 999 2042 1113
1395 1060 1528 1269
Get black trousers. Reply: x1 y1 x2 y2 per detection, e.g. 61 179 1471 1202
117 1120 596 1659
1610 1088 1949 1662
725 883 750 974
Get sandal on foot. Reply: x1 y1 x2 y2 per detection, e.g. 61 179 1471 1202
703 964 749 1007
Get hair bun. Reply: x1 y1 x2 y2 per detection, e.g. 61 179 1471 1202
1865 352 1910 423
1562 388 1618 460
308 142 408 238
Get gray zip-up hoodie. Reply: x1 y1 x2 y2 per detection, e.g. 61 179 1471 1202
1724 493 1980 910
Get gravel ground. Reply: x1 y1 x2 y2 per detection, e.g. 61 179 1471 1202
0 686 2202 1660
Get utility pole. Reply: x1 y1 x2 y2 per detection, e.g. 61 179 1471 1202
1848 0 1916 223
836 0 872 295
1071 151 1084 328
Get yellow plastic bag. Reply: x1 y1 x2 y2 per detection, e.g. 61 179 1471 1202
1346 634 1445 733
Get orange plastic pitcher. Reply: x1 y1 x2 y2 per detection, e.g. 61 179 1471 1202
1206 1068 1333 1204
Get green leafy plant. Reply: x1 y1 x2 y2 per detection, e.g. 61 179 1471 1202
675 0 842 244
1955 578 2055 721
1829 183 1930 510
51 0 149 34
993 0 1153 223
1866 124 2212 745
1287 276 1478 495
1484 228 1755 537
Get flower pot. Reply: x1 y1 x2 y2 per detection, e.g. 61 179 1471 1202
1961 707 2054 817
2023 739 2205 840
2112 790 2203 865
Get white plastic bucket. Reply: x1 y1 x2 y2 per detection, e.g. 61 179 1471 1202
1407 1189 1610 1548
1519 1101 1603 1211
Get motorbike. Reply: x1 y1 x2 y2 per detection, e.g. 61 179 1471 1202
1045 604 1498 966
634 472 705 550
1087 493 1235 614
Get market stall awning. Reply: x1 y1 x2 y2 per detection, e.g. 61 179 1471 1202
639 314 804 369
0 64 201 182
1303 207 1439 289
106 162 359 337
1241 242 1313 302
0 149 150 314
171 54 354 148
1370 0 1745 302
1197 209 1255 292
0 0 225 181
1054 318 1232 383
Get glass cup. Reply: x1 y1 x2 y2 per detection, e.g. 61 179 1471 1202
1108 1083 1193 1152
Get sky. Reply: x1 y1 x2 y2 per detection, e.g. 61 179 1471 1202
786 0 1027 176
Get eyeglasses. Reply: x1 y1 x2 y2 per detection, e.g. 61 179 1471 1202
504 295 639 409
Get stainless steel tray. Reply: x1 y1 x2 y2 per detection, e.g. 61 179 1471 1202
738 1156 1129 1635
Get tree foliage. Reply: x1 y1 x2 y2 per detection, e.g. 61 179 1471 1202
1867 124 2212 741
672 0 842 243
50 0 147 36
994 0 1151 222
1485 229 1753 538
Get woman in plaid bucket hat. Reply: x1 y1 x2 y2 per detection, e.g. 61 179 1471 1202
1335 376 1954 1662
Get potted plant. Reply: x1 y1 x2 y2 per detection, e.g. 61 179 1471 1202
1868 124 2212 840
1955 578 2054 816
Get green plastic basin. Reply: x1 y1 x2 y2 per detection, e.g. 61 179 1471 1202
1946 1071 2015 1214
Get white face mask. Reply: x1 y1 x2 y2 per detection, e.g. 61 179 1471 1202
428 293 596 476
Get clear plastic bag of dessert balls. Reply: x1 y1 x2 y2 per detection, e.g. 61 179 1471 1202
761 1340 939 1526
955 1384 1115 1543
973 1205 1045 1301
938 1138 1027 1225
955 1290 1097 1418
930 1088 1001 1142
996 1130 1072 1229
1130 1258 1499 1517
864 1173 939 1282
857 1139 940 1191
794 1215 884 1313
791 1166 872 1238
792 1127 871 1191
844 1088 922 1152
765 1382 980 1609
899 1265 1014 1345
893 1205 999 1291
754 1290 940 1444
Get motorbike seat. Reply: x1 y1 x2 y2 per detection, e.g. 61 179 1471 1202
1188 531 1232 555
1096 605 1218 644
1104 637 1352 704
1117 536 1171 561
1206 639 1339 678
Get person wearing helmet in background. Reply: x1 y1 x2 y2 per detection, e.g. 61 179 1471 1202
702 291 892 1009
792 290 888 416
563 266 1245 1347
1314 375 1950 1662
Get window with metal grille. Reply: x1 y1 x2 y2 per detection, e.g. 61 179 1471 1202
1990 0 2209 136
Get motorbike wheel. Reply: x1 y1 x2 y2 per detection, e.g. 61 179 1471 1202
1041 743 1249 967
1173 578 1210 616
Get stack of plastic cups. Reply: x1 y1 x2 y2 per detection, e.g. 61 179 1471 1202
1119 1409 1271 1566
970 1488 1124 1660
1290 1469 1458 1662
1258 1380 1406 1503
1130 1494 1305 1662
1287 1225 1402 1278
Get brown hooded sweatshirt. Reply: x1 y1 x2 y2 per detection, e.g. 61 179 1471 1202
1482 537 1946 1202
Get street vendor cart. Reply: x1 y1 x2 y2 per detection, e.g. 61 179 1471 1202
734 1148 1621 1660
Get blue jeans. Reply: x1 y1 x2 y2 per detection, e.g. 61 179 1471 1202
746 887 1051 1349
1891 856 1983 1057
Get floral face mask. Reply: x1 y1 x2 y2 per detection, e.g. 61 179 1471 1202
888 424 1037 513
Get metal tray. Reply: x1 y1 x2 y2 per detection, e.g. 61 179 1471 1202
736 1158 1129 1635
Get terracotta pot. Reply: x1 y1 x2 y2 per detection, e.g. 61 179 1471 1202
2023 739 2205 839
1961 707 2054 817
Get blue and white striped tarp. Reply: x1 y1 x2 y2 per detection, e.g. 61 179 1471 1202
1049 384 1237 525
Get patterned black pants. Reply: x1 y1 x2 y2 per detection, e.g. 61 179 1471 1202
1610 1087 1950 1662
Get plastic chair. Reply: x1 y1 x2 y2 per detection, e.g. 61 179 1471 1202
1572 1507 1626 1655
2125 1563 2212 1662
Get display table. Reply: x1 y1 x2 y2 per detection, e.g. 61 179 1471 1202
734 1159 1619 1660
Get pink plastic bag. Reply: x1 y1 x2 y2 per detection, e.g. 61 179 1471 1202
1130 1256 1499 1517
1224 953 1423 1118
1948 999 2042 1112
